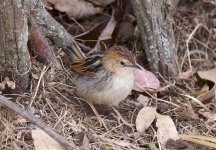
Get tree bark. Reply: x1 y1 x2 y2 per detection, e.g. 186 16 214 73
0 0 84 93
131 0 179 77
0 0 80 148
0 0 30 92
29 0 85 60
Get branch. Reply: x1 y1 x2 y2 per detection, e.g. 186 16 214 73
0 95 78 150
26 0 85 60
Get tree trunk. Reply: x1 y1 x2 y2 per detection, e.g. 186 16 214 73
0 0 30 92
131 0 179 77
0 0 83 93
29 0 85 60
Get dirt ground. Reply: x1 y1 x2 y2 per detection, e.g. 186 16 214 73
1 0 216 149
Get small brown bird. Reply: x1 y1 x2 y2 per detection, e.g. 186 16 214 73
71 46 140 128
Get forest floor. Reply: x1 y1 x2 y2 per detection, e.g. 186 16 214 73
1 0 216 150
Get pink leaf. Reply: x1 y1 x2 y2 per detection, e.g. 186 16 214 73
133 64 160 92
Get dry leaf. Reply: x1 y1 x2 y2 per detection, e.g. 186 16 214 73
0 77 16 90
32 127 65 150
190 83 209 97
87 0 116 7
0 82 5 90
136 107 179 149
134 25 140 37
74 20 108 47
196 85 215 102
45 0 102 19
79 134 90 150
137 94 150 107
197 69 216 86
178 69 196 79
90 10 116 53
32 73 39 79
156 114 179 148
98 11 116 41
133 64 160 92
30 16 62 69
6 81 16 89
196 69 216 102
136 107 157 133
12 116 27 124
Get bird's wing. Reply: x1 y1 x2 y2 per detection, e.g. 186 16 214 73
71 55 103 77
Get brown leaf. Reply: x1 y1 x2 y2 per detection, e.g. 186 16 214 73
30 16 62 69
190 83 209 97
0 77 16 90
133 64 160 92
31 73 39 80
178 69 196 80
197 85 215 102
197 68 216 84
137 94 150 107
156 114 179 148
136 107 157 133
87 0 116 7
98 11 116 41
32 127 65 150
90 10 116 53
79 134 90 150
6 81 16 89
195 69 216 102
75 20 108 47
0 83 5 90
11 116 27 124
45 0 102 19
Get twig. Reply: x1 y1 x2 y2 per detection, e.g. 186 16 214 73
180 134 216 149
144 91 180 108
31 65 49 106
0 95 78 150
180 24 209 71
180 94 211 112
206 122 216 134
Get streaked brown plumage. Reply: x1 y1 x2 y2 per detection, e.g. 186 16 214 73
71 46 140 128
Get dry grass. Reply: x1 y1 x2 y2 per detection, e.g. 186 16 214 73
1 0 216 149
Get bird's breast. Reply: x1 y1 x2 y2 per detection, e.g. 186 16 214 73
76 71 135 105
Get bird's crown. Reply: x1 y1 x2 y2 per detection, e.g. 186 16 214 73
103 46 135 64
71 46 138 77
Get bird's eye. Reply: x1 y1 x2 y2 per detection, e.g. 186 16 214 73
120 61 125 65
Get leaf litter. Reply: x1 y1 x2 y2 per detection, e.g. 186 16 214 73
1 0 216 150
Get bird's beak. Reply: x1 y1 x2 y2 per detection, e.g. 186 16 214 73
125 64 142 70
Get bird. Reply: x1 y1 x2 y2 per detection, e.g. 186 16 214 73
71 46 140 129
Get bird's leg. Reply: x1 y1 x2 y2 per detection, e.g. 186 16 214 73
87 102 108 130
112 107 133 127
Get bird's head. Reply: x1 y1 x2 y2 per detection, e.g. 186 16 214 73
103 46 141 75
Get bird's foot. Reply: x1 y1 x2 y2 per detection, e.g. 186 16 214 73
112 107 134 128
88 102 109 131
